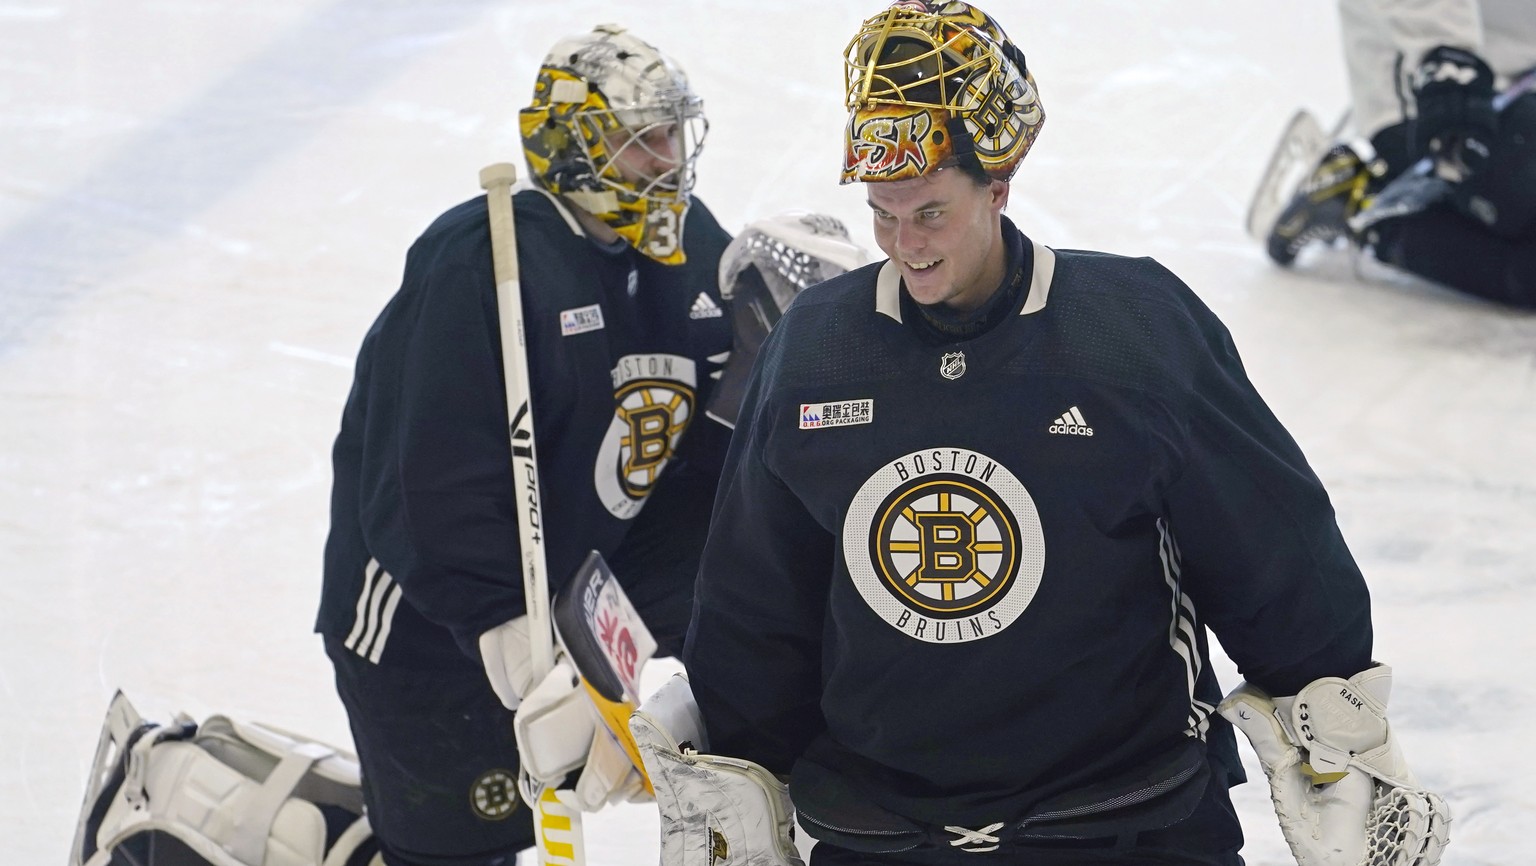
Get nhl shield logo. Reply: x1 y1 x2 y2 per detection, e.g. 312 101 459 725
940 351 966 380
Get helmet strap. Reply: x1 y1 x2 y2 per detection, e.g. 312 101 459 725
944 115 987 178
564 189 620 216
1000 43 1029 78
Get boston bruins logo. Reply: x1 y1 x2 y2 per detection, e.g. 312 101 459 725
469 769 520 821
844 448 1044 643
594 354 697 519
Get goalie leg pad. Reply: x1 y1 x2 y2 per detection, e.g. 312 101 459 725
630 675 803 866
73 691 377 866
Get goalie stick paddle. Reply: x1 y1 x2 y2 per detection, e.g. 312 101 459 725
478 162 585 866
553 551 659 795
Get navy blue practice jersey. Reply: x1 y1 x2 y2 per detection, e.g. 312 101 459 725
318 189 733 667
685 219 1372 827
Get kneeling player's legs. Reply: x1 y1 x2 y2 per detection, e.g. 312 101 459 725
325 637 534 866
1369 209 1536 308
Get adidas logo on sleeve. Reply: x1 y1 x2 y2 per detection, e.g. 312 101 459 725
1048 406 1093 436
689 292 724 319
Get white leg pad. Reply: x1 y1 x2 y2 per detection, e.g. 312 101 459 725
73 691 373 866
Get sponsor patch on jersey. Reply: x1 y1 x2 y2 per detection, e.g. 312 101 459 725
843 448 1046 644
560 304 606 336
1048 405 1094 436
800 399 874 429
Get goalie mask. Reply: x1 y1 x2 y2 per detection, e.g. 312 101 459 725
841 1 1044 184
520 24 707 265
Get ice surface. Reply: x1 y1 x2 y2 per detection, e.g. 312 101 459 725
3 2 1531 864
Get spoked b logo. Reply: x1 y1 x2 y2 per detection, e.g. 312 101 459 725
594 354 697 519
844 448 1045 643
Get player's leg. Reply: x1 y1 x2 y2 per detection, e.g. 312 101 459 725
1362 207 1536 308
325 636 534 866
1408 217 1536 307
1455 90 1536 241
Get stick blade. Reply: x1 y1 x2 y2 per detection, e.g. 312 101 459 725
553 551 659 793
1245 109 1329 240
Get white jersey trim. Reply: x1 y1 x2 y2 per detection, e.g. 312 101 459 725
345 558 403 664
1020 242 1055 316
875 261 903 322
1158 519 1212 740
873 242 1057 323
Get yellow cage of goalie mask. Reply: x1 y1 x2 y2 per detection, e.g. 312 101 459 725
841 1 1044 184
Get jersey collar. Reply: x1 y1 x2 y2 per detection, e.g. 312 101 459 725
875 231 1056 323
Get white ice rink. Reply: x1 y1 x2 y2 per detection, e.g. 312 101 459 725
3 2 1532 864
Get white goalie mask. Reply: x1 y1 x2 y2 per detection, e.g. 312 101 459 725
520 24 708 265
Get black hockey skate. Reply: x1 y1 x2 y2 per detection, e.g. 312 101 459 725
1265 144 1371 266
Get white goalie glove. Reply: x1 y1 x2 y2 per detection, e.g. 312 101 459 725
480 618 649 811
706 211 869 428
480 552 660 812
630 674 804 866
1217 663 1451 866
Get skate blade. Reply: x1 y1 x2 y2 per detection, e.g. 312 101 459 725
1245 109 1328 240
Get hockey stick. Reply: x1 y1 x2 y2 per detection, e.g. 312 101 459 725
478 162 585 866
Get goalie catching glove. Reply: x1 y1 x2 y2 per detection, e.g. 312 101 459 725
479 551 657 811
705 211 869 428
630 674 804 866
1217 663 1450 866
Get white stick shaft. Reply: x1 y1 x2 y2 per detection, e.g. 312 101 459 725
479 163 585 866
478 162 554 681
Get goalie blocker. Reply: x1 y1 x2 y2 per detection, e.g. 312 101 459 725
508 550 659 812
72 691 377 866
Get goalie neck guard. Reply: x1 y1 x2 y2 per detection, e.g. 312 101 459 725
519 24 707 265
841 1 1044 184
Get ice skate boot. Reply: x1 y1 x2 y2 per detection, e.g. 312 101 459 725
1266 144 1371 266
